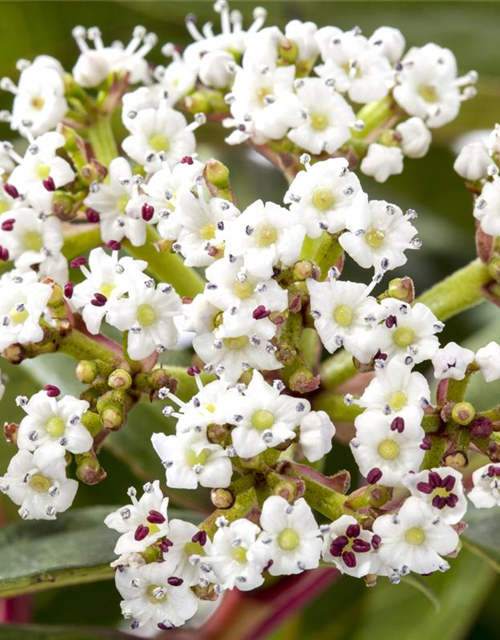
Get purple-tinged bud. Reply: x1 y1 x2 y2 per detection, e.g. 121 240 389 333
252 305 271 320
3 422 18 446
42 176 56 191
134 524 149 541
64 282 74 299
147 509 166 524
4 183 19 198
70 256 87 268
367 467 383 484
45 384 60 397
470 416 493 439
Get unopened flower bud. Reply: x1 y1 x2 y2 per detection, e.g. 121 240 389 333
73 50 110 88
48 283 64 306
396 117 432 158
76 360 99 384
451 402 475 425
388 276 415 303
205 159 230 189
453 141 491 181
2 343 25 364
289 367 320 394
210 487 235 509
369 26 405 63
273 480 300 503
199 50 234 89
278 38 299 63
3 421 18 446
108 369 132 390
206 423 227 445
184 91 210 114
101 404 124 430
292 260 320 281
470 416 493 439
76 454 106 485
51 192 75 220
443 450 468 470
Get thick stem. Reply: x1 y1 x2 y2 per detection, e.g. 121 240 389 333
313 233 343 279
320 259 490 389
200 475 256 537
86 115 118 167
123 226 205 298
62 227 102 261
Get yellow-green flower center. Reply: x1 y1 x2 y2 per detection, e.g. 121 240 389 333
149 133 170 152
29 473 51 493
278 528 300 551
46 416 66 438
393 326 415 348
99 282 116 299
310 112 329 131
36 164 51 180
256 86 271 106
231 547 248 564
184 541 205 556
117 195 129 214
256 225 278 247
31 95 45 110
312 188 335 211
377 439 400 460
333 304 354 327
200 222 216 241
0 201 10 215
137 303 156 327
387 390 408 412
418 84 438 103
365 229 386 249
212 310 224 330
146 584 168 604
223 336 249 350
185 448 210 468
405 526 426 546
251 409 275 431
9 307 29 324
233 280 254 299
23 231 43 252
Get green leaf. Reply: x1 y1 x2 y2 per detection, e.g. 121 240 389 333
404 574 441 613
462 504 500 574
0 625 137 640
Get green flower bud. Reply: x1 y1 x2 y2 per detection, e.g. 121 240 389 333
205 159 230 189
388 277 415 303
278 38 298 64
451 401 475 425
76 360 99 384
108 369 132 390
76 454 106 485
210 487 235 509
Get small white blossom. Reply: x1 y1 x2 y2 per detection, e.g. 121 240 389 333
468 463 500 509
473 176 500 237
404 468 467 525
368 27 405 63
299 410 335 462
321 516 379 578
360 144 404 183
475 341 500 382
454 141 491 181
431 341 475 380
396 117 432 158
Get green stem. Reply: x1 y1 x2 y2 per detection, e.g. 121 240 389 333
62 228 102 260
276 468 347 521
313 232 343 279
86 115 118 167
352 96 401 139
123 227 205 298
320 259 490 389
200 476 256 537
57 328 122 365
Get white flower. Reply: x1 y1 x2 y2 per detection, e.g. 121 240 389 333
208 518 266 591
165 378 231 435
453 141 491 181
16 390 92 455
357 357 430 419
404 468 467 524
350 411 425 487
431 341 475 380
106 275 182 360
287 78 355 155
84 158 147 247
473 176 500 237
9 132 75 210
315 27 395 103
368 27 406 63
284 157 367 239
225 200 305 279
175 192 239 267
299 410 335 462
360 144 404 183
0 447 78 520
0 269 52 351
251 496 322 575
378 298 442 364
151 430 232 490
339 200 418 271
468 463 500 509
396 117 432 158
204 257 288 314
307 278 383 363
321 516 379 578
71 248 147 335
372 496 459 575
393 44 476 128
225 370 310 458
105 481 169 555
122 100 201 172
475 341 500 382
72 26 156 88
115 562 198 633
3 57 67 137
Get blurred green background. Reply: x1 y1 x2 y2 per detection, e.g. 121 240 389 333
0 1 500 638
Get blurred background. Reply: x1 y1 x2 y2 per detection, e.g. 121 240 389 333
0 1 499 638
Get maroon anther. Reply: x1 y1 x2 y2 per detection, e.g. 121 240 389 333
64 282 74 299
252 305 271 320
86 207 100 223
487 465 500 477
432 495 447 509
330 535 348 557
160 538 174 552
442 475 456 492
0 246 9 261
45 384 61 397
445 493 459 507
181 156 194 165
157 623 170 631
191 530 207 546
428 471 441 488
134 524 149 541
1 218 15 231
342 550 357 568
263 559 274 572
70 257 87 269
416 481 433 495
142 203 155 221
147 509 166 524
367 467 383 485
187 365 201 376
371 534 381 549
373 349 388 361
167 576 183 586
91 293 107 307
346 524 361 539
385 315 398 328
390 416 405 433
420 436 431 451
42 176 56 192
4 183 19 198
106 240 122 251
352 539 371 553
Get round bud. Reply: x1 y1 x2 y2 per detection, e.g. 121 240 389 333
101 404 124 430
205 159 230 189
108 369 132 390
451 401 475 426
76 455 106 485
289 368 320 394
273 480 299 503
76 360 99 384
206 423 227 445
443 450 468 470
210 488 235 509
388 277 415 303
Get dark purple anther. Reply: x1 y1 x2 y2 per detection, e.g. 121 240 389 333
367 467 383 484
263 559 274 572
86 207 100 223
442 475 456 492
4 183 19 198
42 176 55 192
142 203 155 221
134 524 149 541
371 534 381 549
385 315 398 328
445 493 459 507
187 365 201 376
0 246 9 261
181 156 194 165
70 256 87 269
487 465 500 477
342 551 357 568
346 524 361 539
160 538 174 552
64 282 74 299
106 240 122 251
432 495 447 509
428 471 442 488
192 530 207 546
390 416 405 433
252 305 271 320
330 535 348 557
373 350 388 361
45 384 60 397
1 218 15 231
352 539 371 553
91 292 107 307
167 576 183 586
147 509 166 524
420 436 431 451
416 481 433 495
